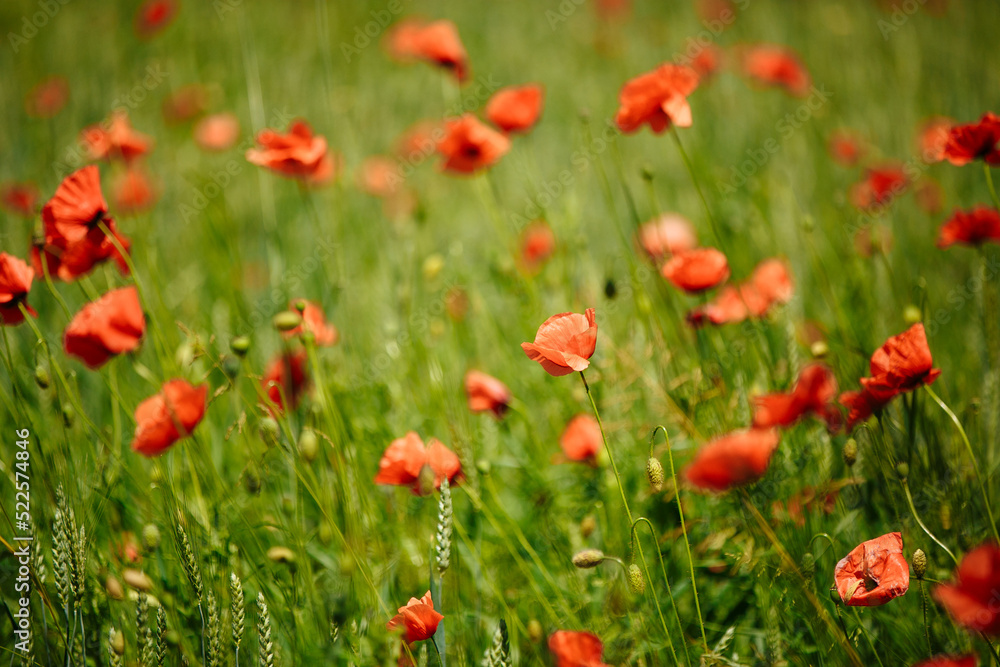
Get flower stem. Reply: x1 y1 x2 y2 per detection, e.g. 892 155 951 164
981 632 1000 666
670 128 724 250
919 580 932 656
900 478 958 566
924 385 1000 544
651 425 708 653
851 607 886 667
630 517 682 666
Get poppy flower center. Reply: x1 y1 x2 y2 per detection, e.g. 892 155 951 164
461 143 481 159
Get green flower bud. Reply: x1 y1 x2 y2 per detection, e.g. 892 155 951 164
646 457 664 493
298 428 319 463
230 336 251 356
627 563 645 594
912 549 927 579
896 462 909 480
843 439 858 467
142 524 161 551
34 365 50 389
273 311 302 332
572 549 605 569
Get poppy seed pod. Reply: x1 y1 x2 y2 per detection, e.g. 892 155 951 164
896 462 909 480
142 524 161 551
34 364 50 389
801 551 816 577
580 515 596 538
572 549 605 569
298 428 319 463
627 563 645 594
904 304 923 324
810 340 829 358
230 336 251 356
273 310 302 332
527 619 543 643
646 457 664 493
843 439 858 467
913 549 927 579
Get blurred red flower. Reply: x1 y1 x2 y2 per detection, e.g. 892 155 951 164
0 253 36 326
917 116 955 163
33 222 131 282
436 114 511 174
161 84 209 124
42 166 108 242
485 84 544 134
1 182 39 218
135 0 178 39
912 657 977 667
357 156 404 197
25 76 69 118
688 258 792 326
615 63 700 133
834 532 909 606
283 300 338 346
81 112 154 163
560 414 602 464
464 370 511 418
685 429 780 491
937 206 1000 248
838 388 887 432
691 44 724 80
374 431 462 495
131 379 208 457
753 363 840 430
849 164 909 210
246 120 338 185
547 630 611 667
637 213 698 259
63 286 146 369
934 542 1000 635
261 350 309 414
387 19 469 83
194 113 241 152
740 44 811 97
519 220 556 272
394 120 442 160
112 167 158 214
942 112 1000 166
828 129 865 167
521 308 597 376
660 247 729 293
386 591 443 644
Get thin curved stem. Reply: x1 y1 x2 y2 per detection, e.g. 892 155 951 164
901 479 958 566
919 580 932 657
631 517 685 667
670 128 723 250
980 632 1000 666
924 385 1000 544
851 607 886 667
651 425 708 653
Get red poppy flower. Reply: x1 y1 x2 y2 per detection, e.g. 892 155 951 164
660 247 729 293
194 113 241 152
918 116 955 163
937 206 1000 248
246 120 338 185
834 532 909 606
828 129 865 167
81 113 154 163
1 182 39 218
394 120 442 160
261 350 309 414
861 323 940 397
357 156 405 197
751 258 794 304
0 253 36 326
520 220 556 272
374 431 462 495
25 76 69 118
753 363 840 430
161 84 209 125
386 591 443 644
615 63 700 133
934 542 1000 635
637 213 698 259
135 0 178 39
850 164 909 210
42 166 109 242
112 167 158 214
464 370 511 418
838 388 888 432
283 300 338 346
485 84 544 134
130 379 208 457
691 44 724 80
521 308 597 377
942 113 1000 166
436 114 511 174
595 0 631 20
387 19 469 82
912 657 978 667
696 0 736 23
547 630 611 667
687 258 792 326
63 287 146 369
685 429 780 491
560 414 602 464
740 44 811 97
32 221 131 282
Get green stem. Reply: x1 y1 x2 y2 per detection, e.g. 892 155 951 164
630 517 684 667
670 128 723 250
919 580 932 657
651 425 708 653
924 385 1000 544
900 478 958 566
981 632 1000 666
851 608 886 667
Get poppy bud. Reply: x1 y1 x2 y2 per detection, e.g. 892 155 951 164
895 462 909 480
842 439 858 467
417 464 436 496
912 549 927 579
62 403 75 428
800 551 815 577
527 619 543 643
142 524 161 551
273 310 302 332
318 521 333 545
572 549 605 569
222 355 241 379
604 277 617 299
110 628 125 656
245 467 261 495
627 563 645 594
939 503 951 530
646 457 664 493
34 364 50 389
259 417 279 444
293 299 307 314
903 304 922 324
298 428 319 463
230 336 251 356
267 546 296 565
476 459 491 476
640 164 655 181
580 515 596 538
105 575 125 600
810 340 828 358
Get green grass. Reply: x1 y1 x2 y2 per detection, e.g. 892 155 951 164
2 0 1000 665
